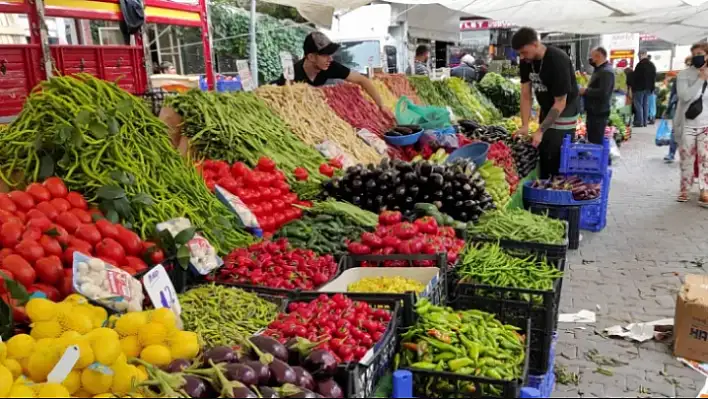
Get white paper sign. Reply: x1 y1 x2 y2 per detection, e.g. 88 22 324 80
47 345 80 383
280 52 294 81
236 60 254 91
142 264 181 316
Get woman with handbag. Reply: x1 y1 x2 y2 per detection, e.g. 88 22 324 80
676 43 708 204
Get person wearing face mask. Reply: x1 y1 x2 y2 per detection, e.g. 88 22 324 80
273 32 389 114
675 43 708 204
512 27 580 178
579 47 615 144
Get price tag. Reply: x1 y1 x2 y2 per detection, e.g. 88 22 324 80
280 52 294 81
142 265 181 316
236 60 254 91
47 345 80 383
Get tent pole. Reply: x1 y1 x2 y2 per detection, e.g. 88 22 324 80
249 0 259 87
199 0 215 90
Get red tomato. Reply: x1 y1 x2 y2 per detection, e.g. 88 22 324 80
39 235 63 257
21 228 42 242
13 210 26 224
68 237 92 255
35 255 63 285
30 283 61 302
58 272 73 297
0 193 17 213
95 219 119 239
95 238 126 265
69 208 92 224
14 239 45 264
46 224 70 246
256 157 277 172
75 224 101 245
150 249 165 265
35 201 59 220
0 221 23 248
0 210 20 225
49 198 71 213
63 247 85 265
121 266 137 276
230 162 250 177
2 254 36 288
115 227 142 256
26 217 52 232
25 209 45 221
98 256 119 267
56 211 81 233
8 191 34 211
0 249 13 264
26 183 52 203
125 256 148 273
66 192 88 210
43 177 68 199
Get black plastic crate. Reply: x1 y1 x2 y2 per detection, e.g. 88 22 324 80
450 257 566 375
525 203 580 250
467 221 569 265
285 291 402 398
400 319 531 398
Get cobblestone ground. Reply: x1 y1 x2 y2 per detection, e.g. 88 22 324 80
552 126 708 398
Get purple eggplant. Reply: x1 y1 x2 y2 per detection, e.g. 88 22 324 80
302 349 338 378
258 386 280 398
269 358 297 386
182 375 208 398
232 386 258 398
315 378 343 398
224 363 258 386
250 336 289 363
285 337 322 365
291 366 315 391
278 384 322 398
203 346 236 364
166 358 192 373
244 360 271 385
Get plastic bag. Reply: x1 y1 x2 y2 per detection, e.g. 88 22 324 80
655 119 672 146
609 139 621 161
395 96 451 129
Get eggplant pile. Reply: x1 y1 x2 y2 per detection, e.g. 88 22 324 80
135 336 344 398
531 175 601 201
459 122 511 144
384 124 422 137
323 159 495 223
510 137 539 178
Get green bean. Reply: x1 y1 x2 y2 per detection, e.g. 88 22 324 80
468 208 566 245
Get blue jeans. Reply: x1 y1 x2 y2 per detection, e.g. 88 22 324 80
633 90 649 126
668 131 678 158
648 93 657 120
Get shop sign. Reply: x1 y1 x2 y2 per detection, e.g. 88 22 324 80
606 33 638 50
640 34 659 41
610 49 635 69
460 20 514 31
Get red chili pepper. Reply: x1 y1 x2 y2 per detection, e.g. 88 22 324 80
319 163 335 177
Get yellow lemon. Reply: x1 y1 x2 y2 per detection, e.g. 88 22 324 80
86 328 120 344
62 294 87 305
57 331 82 350
111 363 139 394
31 320 63 340
72 338 95 370
2 359 21 379
137 323 167 347
135 366 147 383
36 382 71 398
80 368 113 395
119 336 141 358
27 344 61 382
149 308 177 330
26 298 58 323
62 370 81 394
6 334 35 360
139 345 171 367
114 313 148 337
112 353 127 367
8 384 34 397
0 342 7 363
167 331 199 360
92 337 121 366
90 307 108 329
0 364 12 396
18 357 29 375
60 307 93 334
73 389 92 398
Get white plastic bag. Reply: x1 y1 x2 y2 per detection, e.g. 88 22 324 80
609 139 621 161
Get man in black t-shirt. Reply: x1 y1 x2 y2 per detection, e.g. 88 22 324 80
512 27 580 178
274 32 388 113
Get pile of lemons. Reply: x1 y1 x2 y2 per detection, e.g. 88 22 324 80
0 294 200 398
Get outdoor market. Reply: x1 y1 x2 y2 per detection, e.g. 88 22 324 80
1 0 708 398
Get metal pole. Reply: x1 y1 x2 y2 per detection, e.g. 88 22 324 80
199 0 215 90
249 0 258 87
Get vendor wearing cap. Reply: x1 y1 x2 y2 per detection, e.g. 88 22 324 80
274 32 389 113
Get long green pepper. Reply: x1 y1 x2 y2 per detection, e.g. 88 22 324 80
468 208 567 245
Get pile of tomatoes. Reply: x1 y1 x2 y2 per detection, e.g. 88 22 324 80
263 293 392 363
199 158 310 233
216 238 337 290
347 211 465 266
487 141 520 194
0 178 164 303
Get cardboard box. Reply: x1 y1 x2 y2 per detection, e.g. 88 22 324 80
318 267 440 298
674 274 708 362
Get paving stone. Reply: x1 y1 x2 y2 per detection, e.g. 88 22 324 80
553 127 708 397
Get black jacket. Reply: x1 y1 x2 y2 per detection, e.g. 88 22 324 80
632 58 657 92
584 62 615 116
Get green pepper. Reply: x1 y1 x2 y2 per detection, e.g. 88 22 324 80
410 361 436 370
433 351 457 362
459 335 480 362
448 357 475 372
485 368 503 380
421 336 461 354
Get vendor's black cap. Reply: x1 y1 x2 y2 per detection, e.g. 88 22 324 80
304 32 340 56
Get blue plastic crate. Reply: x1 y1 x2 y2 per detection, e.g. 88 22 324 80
580 167 612 232
523 174 603 206
559 135 610 175
524 332 558 398
199 76 242 92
